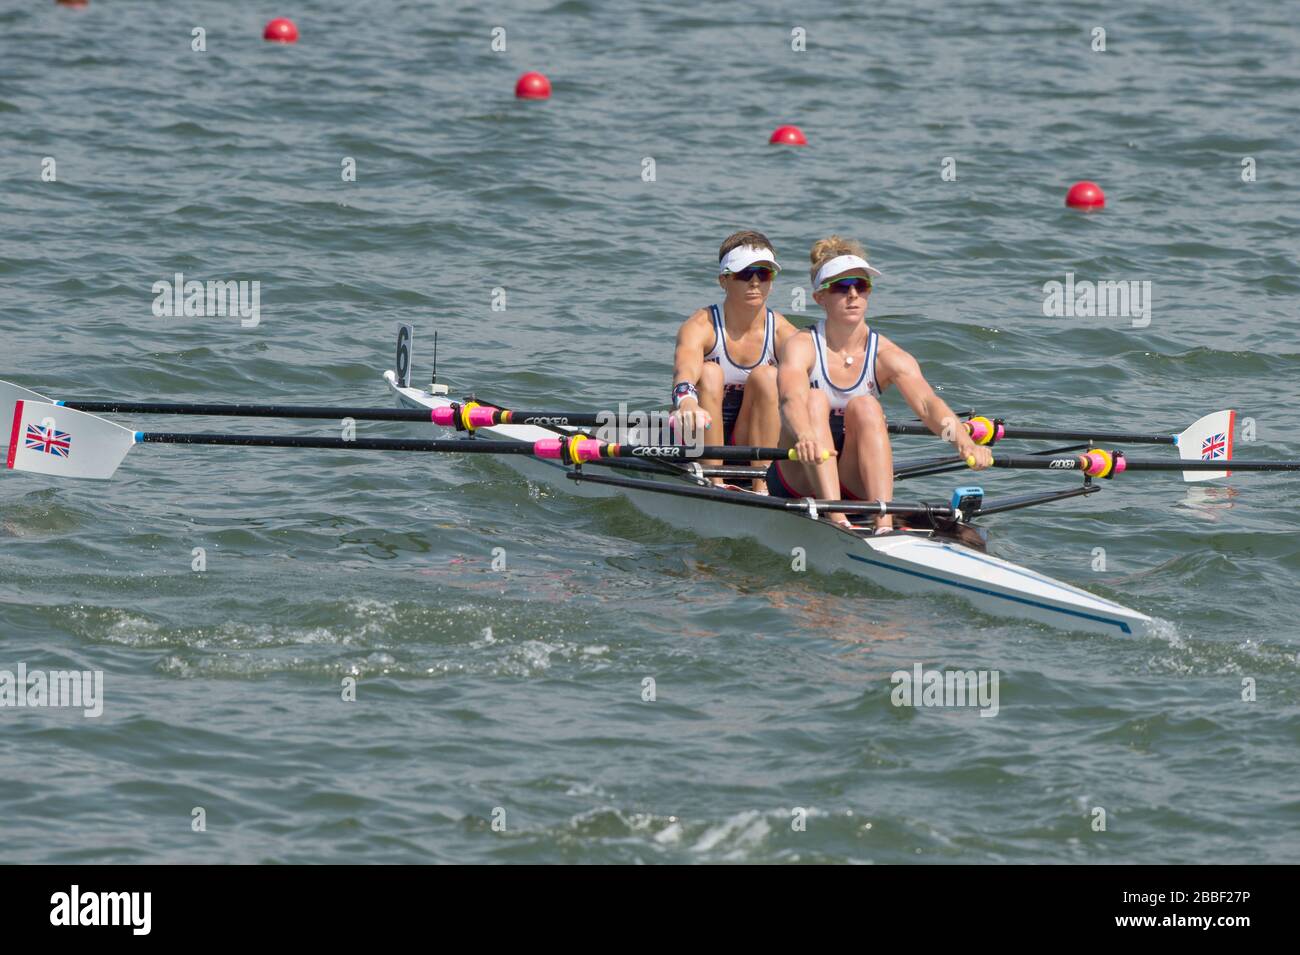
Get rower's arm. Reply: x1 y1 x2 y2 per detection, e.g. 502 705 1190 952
880 347 989 463
671 312 713 401
776 332 817 438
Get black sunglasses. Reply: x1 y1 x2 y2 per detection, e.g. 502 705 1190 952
731 267 776 283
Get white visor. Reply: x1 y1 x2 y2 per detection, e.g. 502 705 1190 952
814 254 882 287
719 245 780 275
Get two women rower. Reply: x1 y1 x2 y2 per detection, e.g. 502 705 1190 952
768 235 992 529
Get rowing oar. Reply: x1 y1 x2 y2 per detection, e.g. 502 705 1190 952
0 379 1230 450
0 379 944 433
970 449 1298 477
4 401 829 481
0 379 756 431
400 402 1245 478
417 402 1231 450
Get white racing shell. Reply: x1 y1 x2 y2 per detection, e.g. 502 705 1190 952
383 370 1156 638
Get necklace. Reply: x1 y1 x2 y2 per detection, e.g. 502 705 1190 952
829 328 867 367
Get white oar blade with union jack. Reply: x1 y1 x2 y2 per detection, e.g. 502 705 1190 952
6 400 136 480
1176 410 1235 482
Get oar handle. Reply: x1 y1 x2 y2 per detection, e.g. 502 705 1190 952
786 448 833 462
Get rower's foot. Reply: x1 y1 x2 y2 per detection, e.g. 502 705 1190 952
750 480 769 496
874 520 909 535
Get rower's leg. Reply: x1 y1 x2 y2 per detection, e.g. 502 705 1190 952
731 364 779 493
841 394 894 531
779 389 850 525
696 361 726 484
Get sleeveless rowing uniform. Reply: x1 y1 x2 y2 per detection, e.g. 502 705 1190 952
808 319 881 451
767 320 882 499
703 304 777 443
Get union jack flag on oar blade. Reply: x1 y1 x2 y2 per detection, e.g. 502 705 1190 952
1202 432 1227 460
24 422 72 457
6 400 136 480
1177 409 1235 482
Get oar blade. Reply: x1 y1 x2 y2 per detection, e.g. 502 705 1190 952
0 380 53 452
1177 410 1235 482
6 401 136 480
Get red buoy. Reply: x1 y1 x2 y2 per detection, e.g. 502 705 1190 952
769 125 808 146
1065 180 1105 210
515 72 552 100
263 18 299 43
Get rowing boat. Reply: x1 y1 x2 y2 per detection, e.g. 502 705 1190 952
6 325 1269 638
379 334 1159 637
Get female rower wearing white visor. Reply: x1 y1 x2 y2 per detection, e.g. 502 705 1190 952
671 230 799 493
767 235 992 530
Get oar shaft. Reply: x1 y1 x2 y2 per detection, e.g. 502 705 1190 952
440 403 965 434
139 433 534 454
64 401 436 422
887 421 1176 444
1121 459 1300 471
986 453 1300 474
996 427 1176 445
135 432 803 463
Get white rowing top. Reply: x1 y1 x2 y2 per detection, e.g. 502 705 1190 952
808 319 881 410
703 304 777 388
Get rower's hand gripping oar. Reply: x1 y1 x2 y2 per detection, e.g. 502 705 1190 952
5 401 829 481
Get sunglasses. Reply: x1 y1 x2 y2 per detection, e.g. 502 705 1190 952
731 267 776 283
819 277 872 294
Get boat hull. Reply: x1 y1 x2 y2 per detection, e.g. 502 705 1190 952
384 372 1155 637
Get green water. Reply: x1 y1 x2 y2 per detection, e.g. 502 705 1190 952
1 0 1297 863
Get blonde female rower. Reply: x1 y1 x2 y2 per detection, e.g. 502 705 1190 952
766 236 992 529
